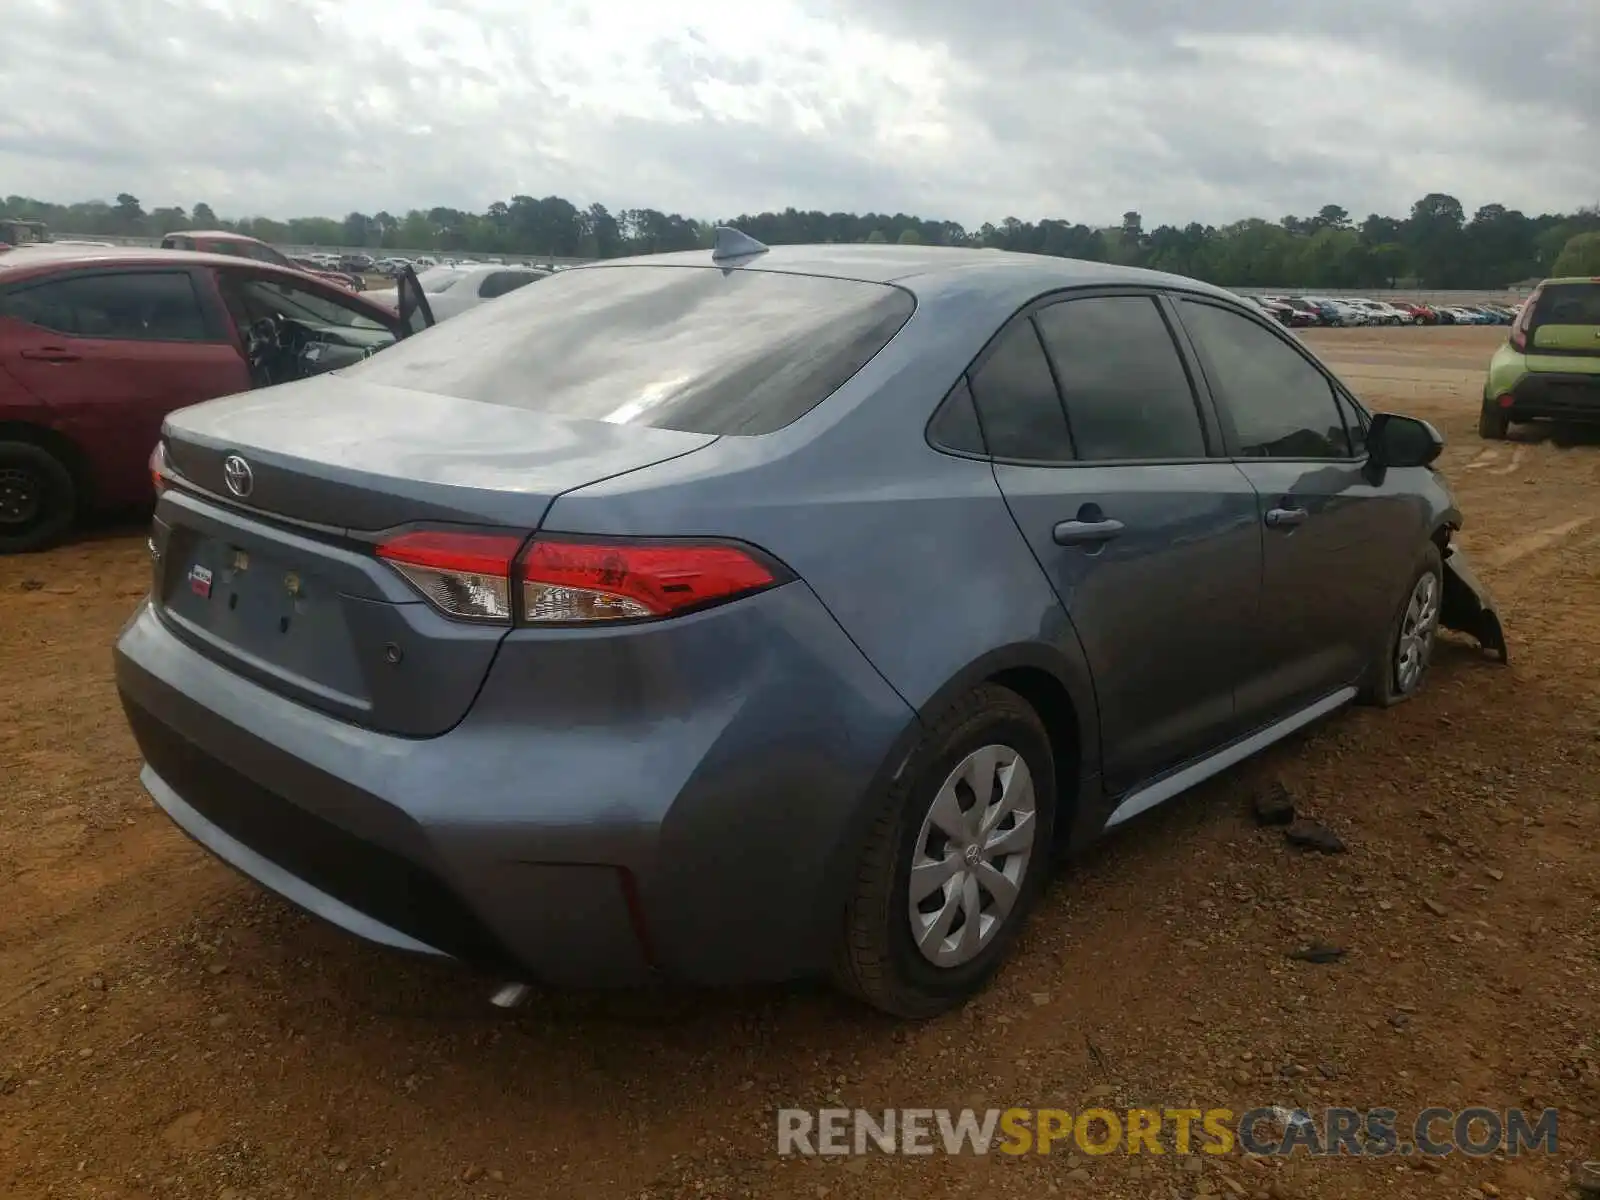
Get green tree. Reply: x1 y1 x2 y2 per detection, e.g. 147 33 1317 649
1553 232 1600 276
864 229 887 243
191 202 217 227
896 228 923 245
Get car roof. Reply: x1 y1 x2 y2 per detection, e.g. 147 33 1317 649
578 243 1241 307
442 262 548 274
171 229 259 244
0 243 352 285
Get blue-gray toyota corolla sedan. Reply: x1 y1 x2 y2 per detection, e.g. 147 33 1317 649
114 236 1507 1017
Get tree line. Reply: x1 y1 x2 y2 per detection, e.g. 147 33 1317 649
7 191 1600 288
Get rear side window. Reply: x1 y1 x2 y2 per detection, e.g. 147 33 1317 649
479 271 542 299
162 235 194 250
0 271 210 341
244 243 288 266
350 265 915 435
927 377 986 455
967 320 1074 461
1033 296 1207 461
1179 300 1352 459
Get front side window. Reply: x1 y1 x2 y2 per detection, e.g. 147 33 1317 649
1033 295 1207 461
0 271 211 341
966 319 1074 461
1178 300 1352 459
232 275 387 331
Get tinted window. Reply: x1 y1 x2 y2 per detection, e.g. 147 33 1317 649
967 320 1073 461
244 243 288 266
927 377 986 454
1034 296 1206 461
232 276 388 331
351 265 916 436
1179 301 1351 459
480 271 542 300
1533 283 1600 326
1 272 210 341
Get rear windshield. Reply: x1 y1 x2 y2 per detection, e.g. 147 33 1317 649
349 264 916 435
1533 283 1600 326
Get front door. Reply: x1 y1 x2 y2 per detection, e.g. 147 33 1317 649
0 268 249 506
1172 296 1419 725
968 293 1262 799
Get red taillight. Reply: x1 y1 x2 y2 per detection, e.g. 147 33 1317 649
376 531 784 625
1497 393 1515 409
518 538 780 624
149 442 167 494
1510 288 1539 350
377 530 525 623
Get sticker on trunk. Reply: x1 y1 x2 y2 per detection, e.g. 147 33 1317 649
188 564 213 598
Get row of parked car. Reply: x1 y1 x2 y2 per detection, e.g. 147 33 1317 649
1243 294 1523 328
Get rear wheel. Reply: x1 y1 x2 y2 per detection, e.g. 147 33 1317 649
834 684 1056 1018
0 441 76 554
1477 402 1510 440
1361 542 1443 708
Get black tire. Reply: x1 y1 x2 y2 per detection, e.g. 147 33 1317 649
1478 402 1509 440
0 440 76 554
1360 542 1443 708
834 684 1057 1018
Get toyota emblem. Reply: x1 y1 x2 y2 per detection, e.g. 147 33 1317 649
222 454 254 499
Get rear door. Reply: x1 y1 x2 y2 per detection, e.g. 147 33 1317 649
1171 295 1421 725
975 290 1262 797
0 267 249 506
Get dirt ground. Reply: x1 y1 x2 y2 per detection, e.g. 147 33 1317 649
3 326 1598 1200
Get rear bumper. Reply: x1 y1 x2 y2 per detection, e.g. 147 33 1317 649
115 582 916 988
1502 371 1600 421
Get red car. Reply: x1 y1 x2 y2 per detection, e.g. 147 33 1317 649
1388 301 1438 325
160 230 362 292
0 245 433 551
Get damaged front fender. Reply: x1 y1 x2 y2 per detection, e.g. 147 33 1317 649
1440 546 1508 663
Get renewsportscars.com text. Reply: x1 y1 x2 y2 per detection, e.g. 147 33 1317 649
776 1106 1558 1158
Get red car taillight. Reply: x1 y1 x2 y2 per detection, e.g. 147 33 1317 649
150 442 168 494
377 530 525 623
376 530 785 625
1509 288 1538 351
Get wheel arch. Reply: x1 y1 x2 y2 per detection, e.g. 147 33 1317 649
912 641 1101 851
0 419 93 507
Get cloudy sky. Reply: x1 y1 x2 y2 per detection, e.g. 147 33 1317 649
1 0 1596 227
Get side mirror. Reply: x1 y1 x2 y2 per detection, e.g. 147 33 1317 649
1368 412 1443 470
395 265 435 337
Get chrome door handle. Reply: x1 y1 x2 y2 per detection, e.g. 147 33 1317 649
1265 507 1308 528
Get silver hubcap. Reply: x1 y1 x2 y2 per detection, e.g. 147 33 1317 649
1396 571 1441 692
908 744 1037 968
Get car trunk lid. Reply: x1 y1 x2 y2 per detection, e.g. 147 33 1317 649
153 375 717 735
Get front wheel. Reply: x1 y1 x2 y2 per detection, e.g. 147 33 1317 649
834 685 1056 1018
1361 543 1443 707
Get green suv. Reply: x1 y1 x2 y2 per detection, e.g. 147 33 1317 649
1481 278 1600 438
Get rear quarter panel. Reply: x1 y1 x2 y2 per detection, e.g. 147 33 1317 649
542 290 1105 790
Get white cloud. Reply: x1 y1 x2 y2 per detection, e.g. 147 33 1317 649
0 0 1594 226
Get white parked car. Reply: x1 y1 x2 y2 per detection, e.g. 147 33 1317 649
368 262 552 321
